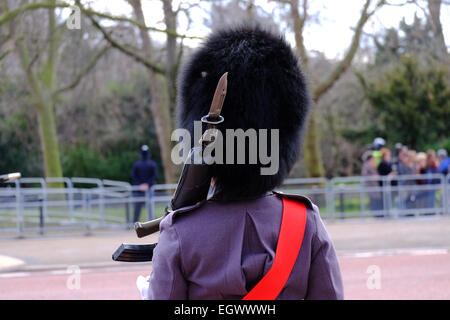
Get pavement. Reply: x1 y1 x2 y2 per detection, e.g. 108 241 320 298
325 215 450 254
2 252 449 300
1 216 449 272
0 230 160 272
0 216 449 300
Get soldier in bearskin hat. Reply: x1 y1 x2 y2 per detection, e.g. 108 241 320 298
142 25 343 300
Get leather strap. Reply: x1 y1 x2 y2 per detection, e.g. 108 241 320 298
243 197 307 300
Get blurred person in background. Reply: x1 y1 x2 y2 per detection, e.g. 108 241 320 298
416 152 427 176
426 150 439 177
131 145 158 223
397 147 412 176
438 149 450 175
407 150 418 172
397 147 415 213
371 137 386 167
377 148 395 216
407 150 419 208
391 143 403 186
362 152 382 216
392 143 403 171
424 150 440 213
377 148 394 177
415 152 428 210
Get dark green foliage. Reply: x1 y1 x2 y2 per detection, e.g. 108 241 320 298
341 124 386 147
59 71 163 183
0 89 42 177
1 70 163 183
345 15 450 153
61 143 163 183
363 56 450 150
424 137 450 154
0 129 42 177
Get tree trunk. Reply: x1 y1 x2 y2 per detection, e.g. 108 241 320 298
37 101 63 178
303 111 325 177
129 0 175 183
290 0 325 177
15 2 64 182
41 1 62 178
147 72 175 183
162 0 178 122
427 0 448 62
290 0 375 177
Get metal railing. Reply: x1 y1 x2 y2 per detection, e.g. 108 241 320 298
0 174 449 237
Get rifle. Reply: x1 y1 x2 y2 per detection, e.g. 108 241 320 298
112 73 228 262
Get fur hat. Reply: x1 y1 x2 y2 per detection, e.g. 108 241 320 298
176 25 311 201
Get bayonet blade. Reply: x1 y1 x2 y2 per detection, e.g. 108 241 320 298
207 72 228 119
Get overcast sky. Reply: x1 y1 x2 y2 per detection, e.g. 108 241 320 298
90 0 450 59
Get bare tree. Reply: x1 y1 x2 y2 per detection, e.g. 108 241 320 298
278 0 386 177
128 0 174 183
0 0 108 181
77 0 205 183
420 0 448 61
0 0 199 183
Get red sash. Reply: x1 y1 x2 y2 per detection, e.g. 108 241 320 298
242 197 307 300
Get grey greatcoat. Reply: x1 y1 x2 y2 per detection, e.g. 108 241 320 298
145 192 344 300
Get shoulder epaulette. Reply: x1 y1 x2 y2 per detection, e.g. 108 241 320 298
272 191 315 210
164 199 208 225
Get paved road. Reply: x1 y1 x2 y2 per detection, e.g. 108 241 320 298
1 217 449 299
340 251 450 300
2 216 450 271
1 251 449 300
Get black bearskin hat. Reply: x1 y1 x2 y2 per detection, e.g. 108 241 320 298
177 25 311 201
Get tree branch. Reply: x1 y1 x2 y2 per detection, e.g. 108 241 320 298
54 45 110 95
81 6 202 40
0 1 70 27
0 1 202 40
16 36 45 110
289 0 309 66
384 0 416 6
384 0 429 18
313 0 384 101
86 12 165 75
0 46 13 62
